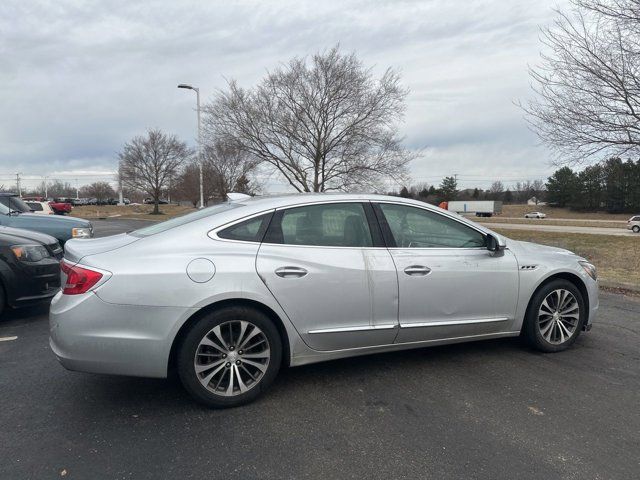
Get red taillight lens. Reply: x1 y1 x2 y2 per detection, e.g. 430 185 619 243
60 260 103 295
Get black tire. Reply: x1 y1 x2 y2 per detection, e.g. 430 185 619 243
177 306 282 408
633 225 640 233
523 279 585 353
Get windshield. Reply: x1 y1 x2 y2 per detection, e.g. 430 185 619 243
130 203 242 237
0 196 31 213
11 197 32 212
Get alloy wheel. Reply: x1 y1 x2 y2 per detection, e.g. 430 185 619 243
537 289 580 345
194 320 270 396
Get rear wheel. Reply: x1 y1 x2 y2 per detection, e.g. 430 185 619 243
523 279 585 352
177 306 282 408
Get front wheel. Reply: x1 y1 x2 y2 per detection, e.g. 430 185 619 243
177 306 282 408
633 225 640 233
523 279 585 352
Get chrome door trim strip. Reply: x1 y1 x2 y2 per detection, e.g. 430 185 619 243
308 324 397 334
400 317 509 329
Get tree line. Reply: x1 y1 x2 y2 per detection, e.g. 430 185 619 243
546 158 640 212
393 177 546 205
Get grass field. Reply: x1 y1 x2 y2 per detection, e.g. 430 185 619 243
493 228 640 286
71 204 195 220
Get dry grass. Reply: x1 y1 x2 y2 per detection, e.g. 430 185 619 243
493 228 640 286
72 204 195 220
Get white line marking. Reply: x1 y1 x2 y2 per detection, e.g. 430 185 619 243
0 336 18 342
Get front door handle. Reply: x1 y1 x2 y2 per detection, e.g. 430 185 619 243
275 266 308 278
404 265 431 276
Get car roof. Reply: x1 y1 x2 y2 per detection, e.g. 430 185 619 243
0 192 18 197
234 192 439 210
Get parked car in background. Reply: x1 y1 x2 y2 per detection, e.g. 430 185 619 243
50 194 598 408
144 198 169 205
0 226 62 316
49 199 73 215
524 211 547 219
627 215 640 233
24 201 54 215
0 194 93 245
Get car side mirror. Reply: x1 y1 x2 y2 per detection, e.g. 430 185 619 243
486 234 506 252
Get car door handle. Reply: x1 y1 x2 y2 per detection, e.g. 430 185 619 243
403 265 431 276
275 266 308 278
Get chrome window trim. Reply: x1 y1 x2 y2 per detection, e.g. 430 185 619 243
400 317 509 329
308 324 397 334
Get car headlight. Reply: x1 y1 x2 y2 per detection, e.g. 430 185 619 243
11 244 52 262
579 261 597 281
72 227 92 239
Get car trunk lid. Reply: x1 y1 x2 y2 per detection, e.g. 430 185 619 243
64 233 140 264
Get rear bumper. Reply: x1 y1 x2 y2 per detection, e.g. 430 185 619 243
49 291 196 378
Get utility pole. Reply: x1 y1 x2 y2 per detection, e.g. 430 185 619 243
117 165 124 205
75 178 79 199
178 83 204 209
16 173 21 197
44 175 48 198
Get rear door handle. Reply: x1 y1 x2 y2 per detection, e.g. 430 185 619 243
403 265 431 276
275 266 308 278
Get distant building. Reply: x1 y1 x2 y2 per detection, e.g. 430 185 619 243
527 196 546 206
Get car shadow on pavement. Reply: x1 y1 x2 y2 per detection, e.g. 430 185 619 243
63 337 525 413
1 303 50 325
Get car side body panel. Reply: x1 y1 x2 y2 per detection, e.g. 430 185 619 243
49 194 599 378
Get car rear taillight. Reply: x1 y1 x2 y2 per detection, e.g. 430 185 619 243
60 260 103 295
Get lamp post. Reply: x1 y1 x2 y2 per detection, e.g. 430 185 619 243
178 83 204 209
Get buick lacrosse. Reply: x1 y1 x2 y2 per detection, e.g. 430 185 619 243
50 194 598 407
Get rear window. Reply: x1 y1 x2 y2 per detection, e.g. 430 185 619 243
217 213 273 242
27 202 43 211
130 203 242 237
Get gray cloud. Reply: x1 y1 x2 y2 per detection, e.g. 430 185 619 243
0 0 567 190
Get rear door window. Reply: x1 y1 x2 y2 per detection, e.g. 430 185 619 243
265 203 374 247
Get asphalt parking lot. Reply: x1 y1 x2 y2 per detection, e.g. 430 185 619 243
1 219 639 479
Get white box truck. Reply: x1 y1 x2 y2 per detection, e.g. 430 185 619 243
444 200 502 217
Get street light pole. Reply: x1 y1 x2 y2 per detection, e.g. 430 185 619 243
178 83 204 209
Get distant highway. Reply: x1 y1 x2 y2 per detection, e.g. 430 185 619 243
495 216 627 224
478 221 635 237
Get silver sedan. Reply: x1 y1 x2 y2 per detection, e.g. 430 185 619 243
50 194 598 408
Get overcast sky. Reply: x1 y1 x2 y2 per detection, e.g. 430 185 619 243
0 0 567 192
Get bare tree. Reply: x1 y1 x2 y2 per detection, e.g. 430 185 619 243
522 1 640 164
203 46 415 192
203 140 259 200
80 181 116 204
119 129 191 214
489 181 505 199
